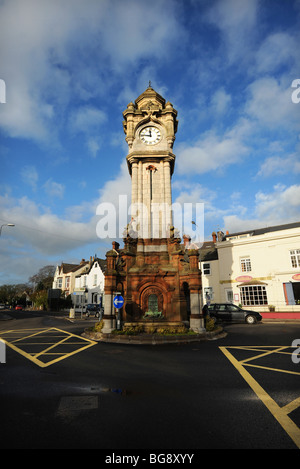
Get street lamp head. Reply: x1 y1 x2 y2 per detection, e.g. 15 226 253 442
0 223 15 236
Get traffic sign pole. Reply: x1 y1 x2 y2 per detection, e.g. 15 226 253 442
113 294 124 330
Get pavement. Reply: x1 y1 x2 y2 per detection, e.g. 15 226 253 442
1 310 300 323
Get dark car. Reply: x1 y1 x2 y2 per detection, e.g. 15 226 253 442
85 304 101 318
207 303 262 324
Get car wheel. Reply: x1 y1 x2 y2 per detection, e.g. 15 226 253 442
246 315 256 324
86 312 90 317
95 312 100 318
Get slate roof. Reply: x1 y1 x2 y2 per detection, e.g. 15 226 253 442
199 241 218 261
224 221 300 240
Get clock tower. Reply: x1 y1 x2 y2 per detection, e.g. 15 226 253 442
102 85 204 336
123 84 178 239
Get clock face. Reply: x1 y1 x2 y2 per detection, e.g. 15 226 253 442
140 126 161 145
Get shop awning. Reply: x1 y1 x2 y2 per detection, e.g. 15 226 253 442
237 279 268 287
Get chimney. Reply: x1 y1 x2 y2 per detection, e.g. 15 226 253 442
112 241 120 251
183 234 191 248
212 232 217 243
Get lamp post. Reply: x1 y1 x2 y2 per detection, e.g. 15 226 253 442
0 224 15 236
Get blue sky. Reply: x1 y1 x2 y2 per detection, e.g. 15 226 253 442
0 0 300 285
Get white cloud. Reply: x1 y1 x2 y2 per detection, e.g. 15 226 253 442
176 120 250 175
255 32 299 74
0 193 97 256
0 0 184 142
222 184 300 233
87 138 101 158
43 179 65 199
21 165 39 191
68 106 107 157
255 184 300 222
257 152 300 177
210 88 232 115
245 77 300 131
69 106 107 134
206 0 259 63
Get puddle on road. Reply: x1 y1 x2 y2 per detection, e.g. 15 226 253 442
58 395 98 412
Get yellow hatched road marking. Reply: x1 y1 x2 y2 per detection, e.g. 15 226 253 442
220 346 300 449
0 327 97 368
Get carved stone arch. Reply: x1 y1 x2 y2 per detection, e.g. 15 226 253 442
140 285 164 314
134 117 166 137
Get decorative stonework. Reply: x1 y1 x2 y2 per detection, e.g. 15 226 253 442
103 86 204 334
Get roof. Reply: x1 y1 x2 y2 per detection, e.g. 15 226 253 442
60 263 81 273
135 85 165 108
75 258 106 277
224 221 300 240
199 241 218 261
58 261 89 275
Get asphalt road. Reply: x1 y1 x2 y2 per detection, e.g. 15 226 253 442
0 311 299 450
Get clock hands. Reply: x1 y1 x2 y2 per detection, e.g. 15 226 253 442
140 127 161 144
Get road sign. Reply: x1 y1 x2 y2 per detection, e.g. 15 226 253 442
113 295 124 309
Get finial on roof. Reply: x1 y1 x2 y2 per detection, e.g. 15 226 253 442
148 80 152 87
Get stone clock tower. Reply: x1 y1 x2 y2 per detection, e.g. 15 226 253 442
102 85 204 335
123 84 178 239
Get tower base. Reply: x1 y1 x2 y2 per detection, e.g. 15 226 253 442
103 234 203 334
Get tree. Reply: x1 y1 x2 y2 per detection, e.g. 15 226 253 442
29 265 56 291
0 284 30 305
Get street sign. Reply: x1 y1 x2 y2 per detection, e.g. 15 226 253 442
73 291 84 295
113 295 124 309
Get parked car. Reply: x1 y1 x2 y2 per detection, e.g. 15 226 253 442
207 303 262 324
85 303 101 318
15 305 23 310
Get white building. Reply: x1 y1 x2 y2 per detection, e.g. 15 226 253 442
200 222 300 314
52 259 90 296
73 257 106 309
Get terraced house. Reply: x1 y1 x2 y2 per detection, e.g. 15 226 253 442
200 222 300 317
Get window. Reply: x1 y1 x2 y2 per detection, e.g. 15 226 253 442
202 263 211 275
240 257 251 272
148 294 158 312
93 274 97 286
225 289 233 303
57 277 62 288
290 249 300 268
65 276 70 289
204 287 213 303
240 285 268 306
